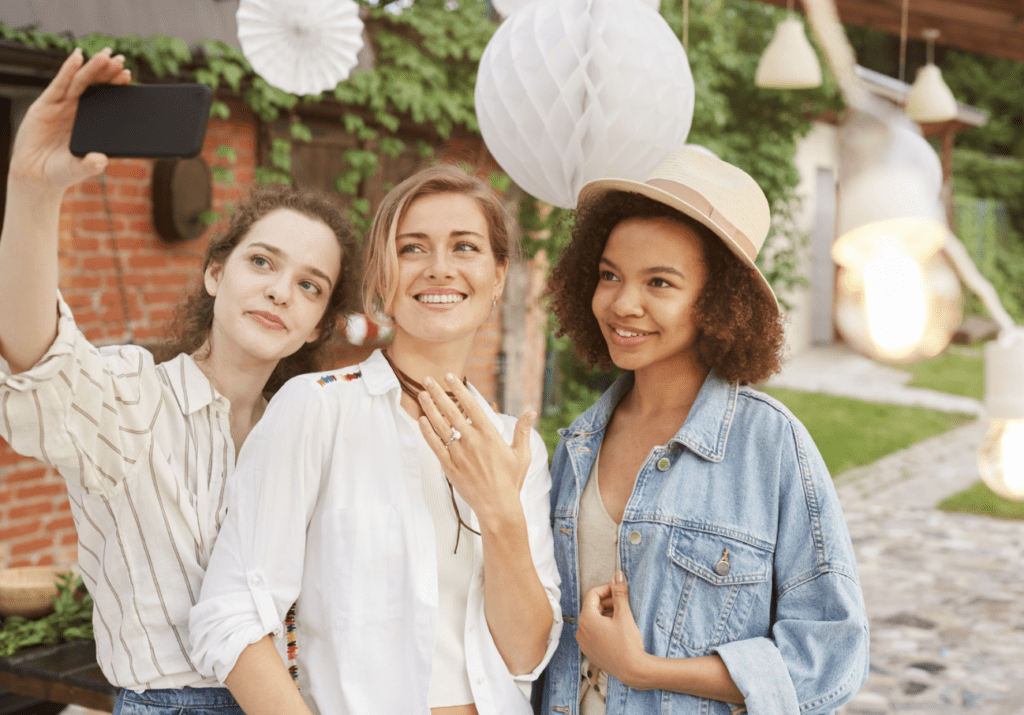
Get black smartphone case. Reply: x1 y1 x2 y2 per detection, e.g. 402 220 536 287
70 84 214 159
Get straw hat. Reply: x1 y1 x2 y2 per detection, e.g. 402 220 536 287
576 147 778 314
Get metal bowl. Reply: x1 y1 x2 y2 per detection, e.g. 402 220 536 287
0 566 60 619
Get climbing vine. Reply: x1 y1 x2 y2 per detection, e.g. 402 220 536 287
1 0 495 230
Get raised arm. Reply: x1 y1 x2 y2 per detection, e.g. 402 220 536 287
0 48 129 373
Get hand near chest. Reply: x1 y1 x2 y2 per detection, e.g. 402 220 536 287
416 373 536 523
576 571 651 690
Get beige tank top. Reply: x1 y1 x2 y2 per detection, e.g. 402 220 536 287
577 456 620 714
412 419 475 708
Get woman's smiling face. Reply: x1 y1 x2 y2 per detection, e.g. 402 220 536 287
591 216 708 374
389 192 507 348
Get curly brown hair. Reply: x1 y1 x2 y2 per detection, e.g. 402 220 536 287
153 183 362 395
548 191 785 385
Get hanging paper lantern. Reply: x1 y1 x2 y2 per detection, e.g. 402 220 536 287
237 0 364 96
475 0 694 208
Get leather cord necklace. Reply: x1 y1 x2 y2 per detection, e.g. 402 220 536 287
383 350 481 553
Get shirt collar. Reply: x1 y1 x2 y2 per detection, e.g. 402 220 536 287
360 349 402 396
162 353 224 415
360 349 505 431
564 370 738 463
668 371 738 463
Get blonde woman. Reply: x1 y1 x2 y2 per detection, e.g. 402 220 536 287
190 165 561 715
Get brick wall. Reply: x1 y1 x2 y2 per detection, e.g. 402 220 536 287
0 102 506 570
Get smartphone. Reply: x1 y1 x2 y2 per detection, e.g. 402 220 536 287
70 84 214 159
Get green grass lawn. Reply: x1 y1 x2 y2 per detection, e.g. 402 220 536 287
938 480 1024 519
903 347 985 400
761 388 975 477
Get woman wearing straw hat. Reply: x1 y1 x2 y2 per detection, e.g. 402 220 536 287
539 148 869 714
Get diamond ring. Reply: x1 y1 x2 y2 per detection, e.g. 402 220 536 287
444 428 462 448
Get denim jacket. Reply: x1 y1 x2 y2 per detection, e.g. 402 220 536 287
540 371 869 715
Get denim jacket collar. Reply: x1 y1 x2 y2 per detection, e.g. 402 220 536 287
559 370 739 464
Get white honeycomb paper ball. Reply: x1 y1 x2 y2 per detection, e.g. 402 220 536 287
476 0 693 208
493 0 660 18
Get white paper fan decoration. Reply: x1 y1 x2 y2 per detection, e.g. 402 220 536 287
475 0 693 208
237 0 364 96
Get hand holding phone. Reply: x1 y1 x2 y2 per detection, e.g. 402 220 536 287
70 84 214 159
8 48 131 194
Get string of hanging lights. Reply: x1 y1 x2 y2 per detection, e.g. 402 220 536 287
795 0 1024 500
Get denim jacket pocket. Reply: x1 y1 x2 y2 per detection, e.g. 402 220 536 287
656 527 772 653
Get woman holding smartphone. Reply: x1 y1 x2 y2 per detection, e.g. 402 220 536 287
539 148 869 714
0 48 360 714
189 164 561 715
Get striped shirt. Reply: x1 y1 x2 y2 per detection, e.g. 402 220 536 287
0 296 233 692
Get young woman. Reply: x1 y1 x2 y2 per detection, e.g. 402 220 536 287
0 49 360 714
189 165 561 715
539 148 870 714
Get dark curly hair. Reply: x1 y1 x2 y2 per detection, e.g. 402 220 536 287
153 183 362 395
548 191 785 385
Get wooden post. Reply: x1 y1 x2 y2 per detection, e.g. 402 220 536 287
942 125 956 226
500 184 528 416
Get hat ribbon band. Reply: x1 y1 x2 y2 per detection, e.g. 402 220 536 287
647 179 758 261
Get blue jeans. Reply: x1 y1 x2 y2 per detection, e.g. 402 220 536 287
113 687 244 715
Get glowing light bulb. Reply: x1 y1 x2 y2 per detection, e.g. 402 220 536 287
833 235 961 364
981 331 1024 500
978 420 1024 500
862 240 927 360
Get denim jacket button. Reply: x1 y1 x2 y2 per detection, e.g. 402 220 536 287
628 531 642 545
656 457 671 471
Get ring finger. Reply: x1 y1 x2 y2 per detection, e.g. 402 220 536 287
419 378 468 433
418 385 458 441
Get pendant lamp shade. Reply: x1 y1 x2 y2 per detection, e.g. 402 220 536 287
236 0 364 96
475 0 694 209
755 17 822 89
905 64 958 123
904 29 957 123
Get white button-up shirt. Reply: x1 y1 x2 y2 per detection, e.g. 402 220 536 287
189 350 562 715
0 296 234 692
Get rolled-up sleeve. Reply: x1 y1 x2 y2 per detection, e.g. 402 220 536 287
513 428 562 682
0 295 161 493
189 377 327 682
714 568 868 714
713 420 869 715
